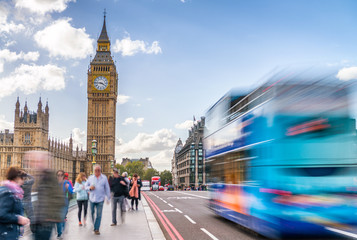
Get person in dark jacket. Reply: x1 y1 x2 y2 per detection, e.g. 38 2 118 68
0 166 30 240
21 171 34 232
109 168 127 225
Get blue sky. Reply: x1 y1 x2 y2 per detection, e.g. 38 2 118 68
1 0 357 170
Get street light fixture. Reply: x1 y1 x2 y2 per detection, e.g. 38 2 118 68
91 139 97 174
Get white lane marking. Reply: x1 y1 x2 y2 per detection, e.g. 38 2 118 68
176 191 209 199
161 210 178 213
168 204 173 207
184 215 196 224
326 227 357 239
167 196 196 200
175 208 183 213
201 228 219 240
163 200 167 203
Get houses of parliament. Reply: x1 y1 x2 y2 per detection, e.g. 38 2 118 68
0 15 118 180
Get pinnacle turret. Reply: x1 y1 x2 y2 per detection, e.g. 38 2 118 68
98 11 109 43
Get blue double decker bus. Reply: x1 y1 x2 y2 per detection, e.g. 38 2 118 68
205 73 357 239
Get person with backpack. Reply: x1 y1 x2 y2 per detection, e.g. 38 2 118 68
64 173 73 189
56 170 73 239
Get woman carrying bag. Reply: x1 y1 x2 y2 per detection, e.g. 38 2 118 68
129 174 142 211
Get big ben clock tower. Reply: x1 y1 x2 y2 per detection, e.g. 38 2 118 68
87 13 118 176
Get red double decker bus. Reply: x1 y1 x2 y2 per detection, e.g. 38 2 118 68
151 176 161 191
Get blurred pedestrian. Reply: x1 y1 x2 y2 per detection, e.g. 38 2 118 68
74 172 88 227
56 170 74 239
129 174 142 211
122 172 130 211
0 166 29 240
20 170 35 233
137 175 142 201
109 168 127 226
24 151 64 240
85 165 111 235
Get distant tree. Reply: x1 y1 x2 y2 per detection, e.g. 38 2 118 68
115 164 126 175
160 170 172 186
143 168 159 181
125 161 145 177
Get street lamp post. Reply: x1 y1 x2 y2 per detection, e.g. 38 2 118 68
91 139 97 174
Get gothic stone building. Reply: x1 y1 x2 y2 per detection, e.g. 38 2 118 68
175 117 206 189
0 98 87 181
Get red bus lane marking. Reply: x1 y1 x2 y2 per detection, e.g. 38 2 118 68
143 192 184 240
144 193 184 240
146 197 185 240
144 193 177 240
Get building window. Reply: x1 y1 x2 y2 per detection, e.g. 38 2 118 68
24 133 31 144
190 174 195 183
198 149 203 156
198 173 203 183
7 155 11 167
190 149 195 157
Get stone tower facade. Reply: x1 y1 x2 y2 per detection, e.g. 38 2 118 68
87 14 118 176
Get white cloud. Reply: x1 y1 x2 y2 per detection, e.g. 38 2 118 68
118 94 131 104
175 120 194 130
68 127 86 149
0 115 13 130
112 36 162 56
0 3 25 34
146 98 153 101
14 0 76 15
116 128 177 154
336 67 357 81
34 18 94 59
0 64 66 100
150 150 173 171
5 41 16 47
122 117 144 127
0 49 39 73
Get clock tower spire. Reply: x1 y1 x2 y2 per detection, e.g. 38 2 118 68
86 12 118 177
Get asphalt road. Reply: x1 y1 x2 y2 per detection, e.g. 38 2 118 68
143 190 266 240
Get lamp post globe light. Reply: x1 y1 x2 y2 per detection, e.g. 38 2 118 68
91 139 97 174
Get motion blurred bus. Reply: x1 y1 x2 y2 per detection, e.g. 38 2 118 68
204 73 357 239
151 176 161 191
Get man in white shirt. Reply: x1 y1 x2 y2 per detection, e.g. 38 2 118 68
85 165 111 235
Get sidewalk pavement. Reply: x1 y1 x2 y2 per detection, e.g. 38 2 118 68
23 196 165 240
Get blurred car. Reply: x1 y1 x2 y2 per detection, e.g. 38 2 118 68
167 185 174 191
158 186 164 191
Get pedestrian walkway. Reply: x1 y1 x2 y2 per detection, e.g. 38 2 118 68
23 196 165 240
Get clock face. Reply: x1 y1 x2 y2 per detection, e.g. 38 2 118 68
94 76 108 90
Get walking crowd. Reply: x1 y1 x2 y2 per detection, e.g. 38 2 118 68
0 151 143 240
